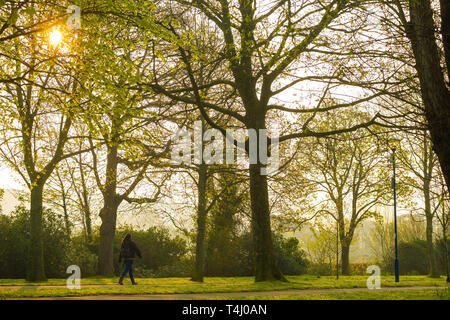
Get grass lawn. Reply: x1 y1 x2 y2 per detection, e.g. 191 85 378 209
201 288 450 300
0 275 448 299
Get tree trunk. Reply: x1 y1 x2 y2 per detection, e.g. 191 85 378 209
249 163 286 282
98 144 120 276
192 163 208 282
84 205 93 243
27 184 46 282
80 186 93 243
441 0 450 74
336 196 347 276
422 137 439 277
341 242 350 275
425 214 438 277
61 191 71 237
407 0 450 194
443 228 450 282
80 160 93 242
98 201 119 276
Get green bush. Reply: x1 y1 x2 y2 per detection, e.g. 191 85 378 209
435 238 450 275
153 258 194 278
132 266 156 278
205 229 253 277
377 236 450 277
398 240 428 275
1 207 310 279
0 213 28 278
350 263 370 276
66 235 98 277
131 227 188 272
205 230 309 277
274 235 309 275
0 205 70 278
85 226 190 276
308 263 333 276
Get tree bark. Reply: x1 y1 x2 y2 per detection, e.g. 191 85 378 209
340 241 351 275
440 0 450 76
98 144 120 276
192 163 208 282
61 189 71 237
336 195 352 275
249 163 286 282
443 228 450 282
425 214 438 277
424 175 438 277
27 184 46 281
83 205 93 243
98 201 119 276
406 0 450 193
79 156 93 242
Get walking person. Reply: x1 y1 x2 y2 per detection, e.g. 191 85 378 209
118 233 142 285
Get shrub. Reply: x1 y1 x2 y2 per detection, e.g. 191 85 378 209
308 263 333 276
0 205 70 278
130 227 188 272
66 235 98 277
86 226 190 276
204 230 309 277
349 263 370 276
132 267 156 278
153 258 194 278
398 240 428 275
435 238 450 275
274 235 309 275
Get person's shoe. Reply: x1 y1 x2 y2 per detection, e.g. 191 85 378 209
118 276 124 285
130 276 137 285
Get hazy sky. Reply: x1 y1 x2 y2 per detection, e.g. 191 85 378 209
0 166 23 190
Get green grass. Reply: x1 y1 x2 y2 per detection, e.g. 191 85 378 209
200 288 450 300
0 275 447 299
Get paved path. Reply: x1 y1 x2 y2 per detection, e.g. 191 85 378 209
3 286 447 300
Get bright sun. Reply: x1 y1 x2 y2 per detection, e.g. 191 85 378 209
49 28 63 47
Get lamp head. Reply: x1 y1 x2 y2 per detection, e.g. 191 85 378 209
388 137 401 151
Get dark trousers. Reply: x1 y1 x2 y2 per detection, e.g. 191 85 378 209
121 259 134 278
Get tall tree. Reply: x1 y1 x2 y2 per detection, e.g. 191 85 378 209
292 112 393 274
79 10 173 275
0 11 86 280
383 0 450 193
152 0 394 281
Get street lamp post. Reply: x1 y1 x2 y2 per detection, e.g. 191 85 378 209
391 146 400 282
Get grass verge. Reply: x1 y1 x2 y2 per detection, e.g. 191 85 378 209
0 275 447 299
